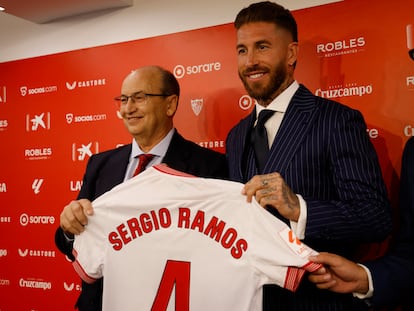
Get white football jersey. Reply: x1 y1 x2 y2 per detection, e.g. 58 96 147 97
73 165 321 311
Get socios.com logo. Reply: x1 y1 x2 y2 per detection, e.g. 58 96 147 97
173 62 222 79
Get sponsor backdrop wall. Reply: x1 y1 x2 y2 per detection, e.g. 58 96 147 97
0 0 413 309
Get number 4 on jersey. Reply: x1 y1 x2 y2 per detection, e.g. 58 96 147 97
151 260 191 311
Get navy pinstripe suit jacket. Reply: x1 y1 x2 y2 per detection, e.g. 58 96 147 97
226 84 392 310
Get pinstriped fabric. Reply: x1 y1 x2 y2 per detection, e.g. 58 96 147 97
226 84 391 311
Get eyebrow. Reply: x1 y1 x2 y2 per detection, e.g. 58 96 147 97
121 90 144 96
236 39 272 49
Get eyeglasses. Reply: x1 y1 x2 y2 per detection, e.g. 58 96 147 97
114 91 171 107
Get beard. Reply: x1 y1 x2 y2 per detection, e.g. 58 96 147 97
239 62 287 103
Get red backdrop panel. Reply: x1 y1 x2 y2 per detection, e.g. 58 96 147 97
0 0 413 309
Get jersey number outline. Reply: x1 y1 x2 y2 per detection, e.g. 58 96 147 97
151 260 190 311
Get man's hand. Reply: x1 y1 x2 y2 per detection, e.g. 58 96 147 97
308 252 369 295
59 199 94 237
243 172 300 222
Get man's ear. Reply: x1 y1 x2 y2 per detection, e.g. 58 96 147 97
287 41 298 67
166 94 178 117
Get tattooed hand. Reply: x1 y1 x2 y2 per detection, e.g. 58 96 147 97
242 172 300 222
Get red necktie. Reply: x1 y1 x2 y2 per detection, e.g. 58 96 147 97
133 154 154 177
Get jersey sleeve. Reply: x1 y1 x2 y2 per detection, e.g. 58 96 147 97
248 200 322 292
72 202 107 284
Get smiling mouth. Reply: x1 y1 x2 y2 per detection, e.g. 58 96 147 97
248 73 265 79
125 116 143 122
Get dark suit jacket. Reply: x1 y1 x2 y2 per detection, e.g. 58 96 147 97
365 136 414 309
55 130 228 311
226 84 392 310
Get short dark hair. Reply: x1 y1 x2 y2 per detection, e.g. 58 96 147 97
234 1 298 42
158 67 180 98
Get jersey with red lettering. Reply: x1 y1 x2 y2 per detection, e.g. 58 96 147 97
72 165 321 311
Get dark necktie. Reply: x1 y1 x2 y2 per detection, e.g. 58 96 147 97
133 154 154 177
251 109 275 173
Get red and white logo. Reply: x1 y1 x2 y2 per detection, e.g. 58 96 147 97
239 95 254 110
26 113 51 132
191 99 203 116
32 179 44 194
72 142 99 161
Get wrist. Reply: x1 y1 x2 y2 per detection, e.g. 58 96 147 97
355 264 369 295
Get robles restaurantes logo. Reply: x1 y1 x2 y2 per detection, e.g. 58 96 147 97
316 36 366 57
173 61 222 79
25 147 52 160
0 119 8 131
407 76 414 89
66 78 106 90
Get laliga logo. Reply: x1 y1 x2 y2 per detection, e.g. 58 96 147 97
279 227 311 257
20 86 28 96
32 179 44 194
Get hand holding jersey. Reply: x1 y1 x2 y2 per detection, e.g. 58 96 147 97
243 172 301 222
60 199 94 237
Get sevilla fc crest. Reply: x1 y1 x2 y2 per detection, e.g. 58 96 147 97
191 99 203 116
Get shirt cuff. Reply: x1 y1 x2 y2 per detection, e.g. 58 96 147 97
289 194 306 239
352 264 373 299
63 231 75 242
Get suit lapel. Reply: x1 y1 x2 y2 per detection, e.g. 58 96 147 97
163 131 189 168
234 111 257 181
95 145 131 197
